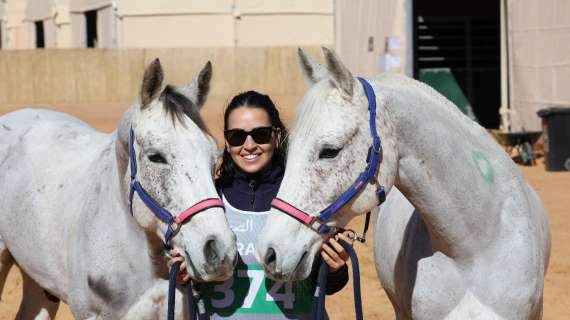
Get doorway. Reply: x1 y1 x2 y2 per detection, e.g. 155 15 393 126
413 0 500 128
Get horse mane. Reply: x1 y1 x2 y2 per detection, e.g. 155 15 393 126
142 85 210 134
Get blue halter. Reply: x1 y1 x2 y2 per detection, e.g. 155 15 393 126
128 127 181 244
317 77 385 233
128 128 224 246
271 77 386 240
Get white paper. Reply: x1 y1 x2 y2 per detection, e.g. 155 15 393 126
382 53 401 71
386 36 401 51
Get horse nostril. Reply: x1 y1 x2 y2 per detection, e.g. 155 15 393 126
204 239 220 267
265 247 277 270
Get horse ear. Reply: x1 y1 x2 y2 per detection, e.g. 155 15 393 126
322 47 355 97
140 58 164 108
184 61 212 110
297 48 328 86
115 106 136 207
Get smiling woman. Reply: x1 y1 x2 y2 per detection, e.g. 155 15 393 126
169 90 355 319
219 91 287 179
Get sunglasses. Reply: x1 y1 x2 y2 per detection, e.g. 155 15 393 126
224 126 274 147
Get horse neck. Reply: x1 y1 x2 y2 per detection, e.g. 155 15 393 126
378 76 508 258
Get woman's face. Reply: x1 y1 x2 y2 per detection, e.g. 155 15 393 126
225 107 281 174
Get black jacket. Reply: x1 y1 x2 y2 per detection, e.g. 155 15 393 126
216 165 349 295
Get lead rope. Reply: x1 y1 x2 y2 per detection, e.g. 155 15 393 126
168 261 207 320
312 211 371 320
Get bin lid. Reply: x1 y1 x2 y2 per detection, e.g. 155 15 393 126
537 106 570 117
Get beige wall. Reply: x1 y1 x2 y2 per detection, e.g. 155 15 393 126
120 15 235 48
0 1 5 48
53 0 72 47
2 0 74 49
236 15 333 47
507 0 570 131
335 0 408 78
4 0 28 48
0 47 322 107
3 0 334 49
118 0 333 48
118 0 231 15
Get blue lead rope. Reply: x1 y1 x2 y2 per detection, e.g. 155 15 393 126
168 261 182 320
313 239 363 320
168 261 207 320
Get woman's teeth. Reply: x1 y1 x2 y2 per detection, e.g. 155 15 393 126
243 154 259 160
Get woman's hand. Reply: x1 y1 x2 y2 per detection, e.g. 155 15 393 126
167 250 191 284
320 231 354 272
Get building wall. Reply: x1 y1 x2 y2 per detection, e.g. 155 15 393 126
0 0 5 48
507 0 570 131
335 0 409 77
4 0 27 48
117 0 333 48
2 0 333 49
0 46 322 106
119 15 235 48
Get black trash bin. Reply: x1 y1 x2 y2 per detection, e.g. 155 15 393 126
537 107 570 171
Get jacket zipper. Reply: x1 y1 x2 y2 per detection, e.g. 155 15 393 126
249 180 256 210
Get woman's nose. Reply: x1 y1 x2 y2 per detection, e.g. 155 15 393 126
243 135 257 150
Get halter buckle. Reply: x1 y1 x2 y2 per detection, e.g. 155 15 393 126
167 221 182 240
310 216 325 232
366 142 381 164
345 229 367 243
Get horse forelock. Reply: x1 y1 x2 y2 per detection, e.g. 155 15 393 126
141 85 211 136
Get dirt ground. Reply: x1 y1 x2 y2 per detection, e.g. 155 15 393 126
0 102 568 319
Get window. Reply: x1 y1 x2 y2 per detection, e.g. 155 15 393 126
35 21 45 48
85 10 97 48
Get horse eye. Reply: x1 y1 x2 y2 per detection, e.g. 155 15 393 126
319 148 341 159
148 153 167 164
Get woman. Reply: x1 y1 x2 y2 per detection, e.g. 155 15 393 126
170 90 353 319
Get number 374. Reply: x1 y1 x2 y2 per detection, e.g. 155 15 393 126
211 269 295 309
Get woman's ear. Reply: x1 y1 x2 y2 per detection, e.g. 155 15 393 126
274 128 282 149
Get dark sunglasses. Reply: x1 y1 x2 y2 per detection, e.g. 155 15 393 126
224 126 274 146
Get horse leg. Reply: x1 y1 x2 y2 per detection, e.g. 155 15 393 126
411 252 466 320
0 237 15 300
444 291 505 320
16 272 60 320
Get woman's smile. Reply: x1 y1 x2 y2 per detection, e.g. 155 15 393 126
242 153 261 161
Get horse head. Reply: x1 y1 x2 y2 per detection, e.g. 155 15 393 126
256 48 398 281
117 59 236 282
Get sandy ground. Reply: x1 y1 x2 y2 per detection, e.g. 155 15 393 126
0 102 568 319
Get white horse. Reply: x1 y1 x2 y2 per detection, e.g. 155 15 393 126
0 59 237 319
256 48 551 319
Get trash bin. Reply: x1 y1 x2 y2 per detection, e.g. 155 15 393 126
537 107 570 171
